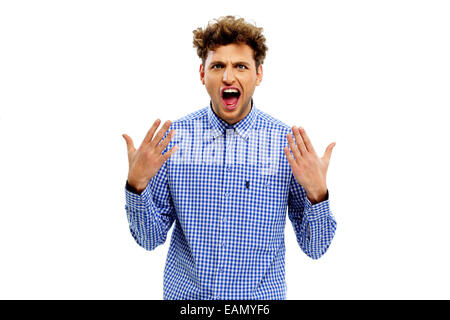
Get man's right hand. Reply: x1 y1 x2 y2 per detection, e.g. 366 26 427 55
123 119 178 194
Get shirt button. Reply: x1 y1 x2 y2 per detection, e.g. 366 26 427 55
221 241 226 247
224 192 230 197
227 167 231 172
222 217 227 223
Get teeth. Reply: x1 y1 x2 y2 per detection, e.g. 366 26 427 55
223 89 239 93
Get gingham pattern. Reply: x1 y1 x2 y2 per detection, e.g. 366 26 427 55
125 101 337 300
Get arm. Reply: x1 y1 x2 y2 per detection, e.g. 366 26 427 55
288 176 336 259
284 125 337 259
122 119 178 250
125 161 175 251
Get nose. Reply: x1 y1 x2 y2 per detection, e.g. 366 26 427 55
222 66 236 84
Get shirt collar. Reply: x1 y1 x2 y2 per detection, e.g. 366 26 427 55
207 99 258 141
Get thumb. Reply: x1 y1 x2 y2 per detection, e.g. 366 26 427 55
323 142 336 162
122 134 136 154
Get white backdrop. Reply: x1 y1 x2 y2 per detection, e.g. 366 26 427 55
1 0 449 299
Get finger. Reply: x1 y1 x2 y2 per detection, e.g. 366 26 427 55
286 132 302 160
322 142 336 163
156 129 175 153
142 119 162 144
150 120 172 148
160 144 178 163
298 127 316 154
122 134 136 154
292 126 307 156
284 146 297 169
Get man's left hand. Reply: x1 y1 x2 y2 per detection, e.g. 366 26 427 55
284 126 336 205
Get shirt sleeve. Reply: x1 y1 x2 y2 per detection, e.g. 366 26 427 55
287 175 337 259
124 160 176 251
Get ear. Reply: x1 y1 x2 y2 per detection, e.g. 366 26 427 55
199 63 205 85
256 64 263 86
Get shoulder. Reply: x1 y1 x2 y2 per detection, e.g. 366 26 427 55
170 106 208 129
255 107 291 134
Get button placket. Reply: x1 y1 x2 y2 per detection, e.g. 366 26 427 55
215 128 234 296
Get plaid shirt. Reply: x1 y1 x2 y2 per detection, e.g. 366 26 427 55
124 101 337 299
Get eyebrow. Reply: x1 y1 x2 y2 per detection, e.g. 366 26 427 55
209 61 252 67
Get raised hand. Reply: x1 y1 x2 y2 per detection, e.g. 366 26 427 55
284 126 335 204
123 119 178 193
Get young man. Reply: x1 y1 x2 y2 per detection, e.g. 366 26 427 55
122 16 337 300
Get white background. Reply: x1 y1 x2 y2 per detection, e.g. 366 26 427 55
1 0 449 299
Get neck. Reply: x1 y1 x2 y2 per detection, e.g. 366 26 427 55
210 99 253 125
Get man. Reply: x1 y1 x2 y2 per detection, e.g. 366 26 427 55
122 16 337 300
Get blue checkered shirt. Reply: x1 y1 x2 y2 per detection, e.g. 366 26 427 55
124 102 337 300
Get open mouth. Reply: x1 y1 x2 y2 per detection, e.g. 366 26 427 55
221 87 241 110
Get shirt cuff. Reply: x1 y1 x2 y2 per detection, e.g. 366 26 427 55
304 190 332 222
125 181 152 210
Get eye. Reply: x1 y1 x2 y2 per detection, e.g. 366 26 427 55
237 64 247 70
212 64 223 69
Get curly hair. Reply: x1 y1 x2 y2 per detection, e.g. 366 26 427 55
192 16 268 69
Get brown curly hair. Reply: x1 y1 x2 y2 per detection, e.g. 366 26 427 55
192 16 268 70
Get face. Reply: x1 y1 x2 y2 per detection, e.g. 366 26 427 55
199 43 263 125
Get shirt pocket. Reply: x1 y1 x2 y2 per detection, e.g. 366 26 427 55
250 163 273 197
240 163 277 252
